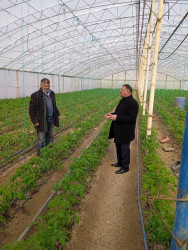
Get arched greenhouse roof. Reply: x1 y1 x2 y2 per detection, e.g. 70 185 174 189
0 0 188 80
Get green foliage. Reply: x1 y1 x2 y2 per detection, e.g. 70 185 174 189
139 100 177 247
3 119 111 249
148 89 187 146
0 91 118 224
0 89 119 162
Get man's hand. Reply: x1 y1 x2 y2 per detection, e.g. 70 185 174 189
35 123 39 126
109 114 117 121
104 113 117 121
58 116 61 120
104 113 111 119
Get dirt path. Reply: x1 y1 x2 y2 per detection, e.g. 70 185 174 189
65 135 145 250
152 113 181 172
65 114 182 250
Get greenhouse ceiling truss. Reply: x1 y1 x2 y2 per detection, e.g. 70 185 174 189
0 0 187 80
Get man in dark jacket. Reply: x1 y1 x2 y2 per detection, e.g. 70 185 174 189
29 78 60 156
104 84 138 174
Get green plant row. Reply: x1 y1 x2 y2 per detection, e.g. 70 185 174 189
154 89 188 110
139 103 177 248
0 89 117 131
154 101 186 122
146 89 186 146
154 102 185 145
148 89 187 121
3 120 111 250
0 98 118 224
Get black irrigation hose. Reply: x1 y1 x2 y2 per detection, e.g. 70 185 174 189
0 144 34 163
136 121 148 250
17 191 57 241
0 110 96 164
0 125 72 172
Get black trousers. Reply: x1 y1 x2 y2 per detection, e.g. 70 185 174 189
115 142 130 169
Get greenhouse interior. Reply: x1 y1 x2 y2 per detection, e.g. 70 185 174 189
0 0 188 249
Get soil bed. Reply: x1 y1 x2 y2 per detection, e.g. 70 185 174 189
0 108 182 249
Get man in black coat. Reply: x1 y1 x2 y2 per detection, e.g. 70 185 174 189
29 78 60 156
104 84 138 174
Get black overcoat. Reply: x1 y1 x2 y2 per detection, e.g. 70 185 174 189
29 88 60 132
108 95 138 144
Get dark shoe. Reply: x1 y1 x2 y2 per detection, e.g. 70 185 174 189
115 168 129 174
111 163 121 167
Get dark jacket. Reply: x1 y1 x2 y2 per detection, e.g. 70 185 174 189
29 88 60 132
108 95 139 144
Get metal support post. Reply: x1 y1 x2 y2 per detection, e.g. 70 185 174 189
171 105 188 250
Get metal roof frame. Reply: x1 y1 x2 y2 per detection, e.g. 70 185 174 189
0 0 187 80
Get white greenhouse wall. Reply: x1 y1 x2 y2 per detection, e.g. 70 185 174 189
0 70 102 99
102 71 187 91
1 69 187 99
